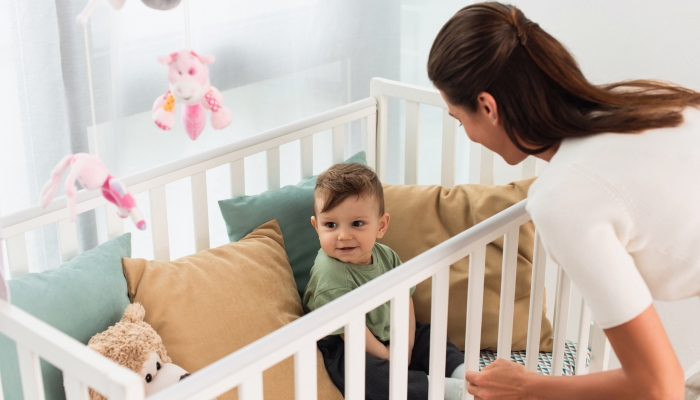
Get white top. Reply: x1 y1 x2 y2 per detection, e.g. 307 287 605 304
527 107 700 329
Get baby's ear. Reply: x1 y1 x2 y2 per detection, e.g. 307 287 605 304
376 213 390 239
310 216 317 229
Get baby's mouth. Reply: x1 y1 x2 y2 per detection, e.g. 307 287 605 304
337 246 357 252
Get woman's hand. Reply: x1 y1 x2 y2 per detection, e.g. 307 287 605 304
465 359 533 400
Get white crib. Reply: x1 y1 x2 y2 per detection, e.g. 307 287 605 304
0 78 612 400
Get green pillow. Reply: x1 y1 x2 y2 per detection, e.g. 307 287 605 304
219 151 367 297
0 233 132 400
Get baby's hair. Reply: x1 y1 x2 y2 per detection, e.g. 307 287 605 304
315 163 384 215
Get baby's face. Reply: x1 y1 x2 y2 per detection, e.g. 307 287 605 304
311 194 389 265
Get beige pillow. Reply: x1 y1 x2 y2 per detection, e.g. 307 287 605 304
379 179 553 352
122 220 343 400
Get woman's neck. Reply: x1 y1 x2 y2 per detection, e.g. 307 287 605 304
535 142 561 162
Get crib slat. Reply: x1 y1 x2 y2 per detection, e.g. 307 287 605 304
588 321 611 373
294 343 317 400
440 109 456 188
366 114 377 170
521 156 537 180
464 247 486 400
375 94 389 182
104 203 124 240
390 291 410 400
404 101 420 185
428 265 450 400
266 147 281 190
16 345 46 400
191 172 210 252
300 136 314 179
332 125 345 164
149 186 170 261
64 373 89 400
57 219 79 262
7 234 29 278
551 266 572 376
239 372 264 400
575 300 592 375
345 316 366 400
230 159 245 197
0 370 5 400
468 142 495 185
525 233 547 372
497 227 520 359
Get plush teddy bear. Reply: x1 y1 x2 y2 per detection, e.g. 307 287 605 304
87 303 188 399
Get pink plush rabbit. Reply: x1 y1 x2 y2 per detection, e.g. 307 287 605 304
40 154 146 230
152 50 232 140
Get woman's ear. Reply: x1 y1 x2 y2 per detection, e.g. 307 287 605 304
376 213 391 239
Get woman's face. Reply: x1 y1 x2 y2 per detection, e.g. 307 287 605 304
440 90 530 166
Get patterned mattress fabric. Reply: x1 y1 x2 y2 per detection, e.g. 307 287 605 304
479 340 589 376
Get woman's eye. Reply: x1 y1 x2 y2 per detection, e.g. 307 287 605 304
156 362 161 370
145 374 152 383
325 222 337 228
352 221 364 227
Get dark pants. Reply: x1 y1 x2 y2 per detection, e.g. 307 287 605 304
317 322 464 400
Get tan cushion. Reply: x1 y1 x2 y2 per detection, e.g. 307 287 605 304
122 220 342 400
379 179 553 352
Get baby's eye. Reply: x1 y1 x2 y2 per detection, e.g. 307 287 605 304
145 374 152 383
325 222 337 229
352 221 364 227
156 362 161 370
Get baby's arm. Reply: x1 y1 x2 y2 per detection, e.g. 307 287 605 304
408 298 416 361
340 327 390 360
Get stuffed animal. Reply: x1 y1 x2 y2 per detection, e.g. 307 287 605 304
40 153 146 230
107 0 181 11
152 50 232 140
87 303 189 399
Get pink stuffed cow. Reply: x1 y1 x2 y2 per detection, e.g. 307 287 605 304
152 50 232 140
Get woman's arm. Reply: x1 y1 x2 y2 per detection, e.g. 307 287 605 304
465 305 685 400
340 327 390 360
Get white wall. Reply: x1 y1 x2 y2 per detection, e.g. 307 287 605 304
399 0 700 371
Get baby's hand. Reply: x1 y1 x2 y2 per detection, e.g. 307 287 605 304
384 344 391 360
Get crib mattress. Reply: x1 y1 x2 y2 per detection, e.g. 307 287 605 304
479 340 588 376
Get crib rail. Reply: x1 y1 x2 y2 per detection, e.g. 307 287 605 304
0 302 143 400
0 97 377 273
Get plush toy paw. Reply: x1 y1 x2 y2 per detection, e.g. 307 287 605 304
153 109 174 131
210 106 232 130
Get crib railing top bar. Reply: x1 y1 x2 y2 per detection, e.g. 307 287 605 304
149 200 531 400
1 98 377 238
370 77 446 109
0 301 142 396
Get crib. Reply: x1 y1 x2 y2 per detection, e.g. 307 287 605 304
0 78 613 400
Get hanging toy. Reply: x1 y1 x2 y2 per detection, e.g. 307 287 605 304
40 154 147 230
152 51 232 140
105 0 181 11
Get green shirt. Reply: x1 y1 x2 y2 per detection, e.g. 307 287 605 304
302 243 415 341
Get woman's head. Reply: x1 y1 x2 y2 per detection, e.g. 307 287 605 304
428 2 700 163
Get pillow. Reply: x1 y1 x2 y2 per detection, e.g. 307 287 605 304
378 180 554 352
0 233 132 400
218 151 367 297
122 220 343 400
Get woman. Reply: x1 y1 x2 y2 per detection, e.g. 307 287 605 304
428 3 700 400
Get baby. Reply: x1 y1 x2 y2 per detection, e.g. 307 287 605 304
303 163 466 400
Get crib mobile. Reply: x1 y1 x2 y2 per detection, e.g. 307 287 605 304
42 0 227 229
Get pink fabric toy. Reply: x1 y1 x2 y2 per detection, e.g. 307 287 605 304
40 154 146 230
152 50 232 140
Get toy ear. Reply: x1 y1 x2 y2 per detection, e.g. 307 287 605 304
191 52 215 65
122 303 146 323
157 53 178 65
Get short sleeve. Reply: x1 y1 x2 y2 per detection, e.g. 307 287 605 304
527 165 653 329
311 287 353 335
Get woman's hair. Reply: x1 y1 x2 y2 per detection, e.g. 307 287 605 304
315 163 384 215
428 2 700 154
